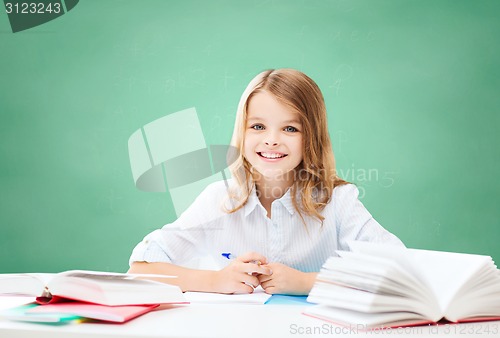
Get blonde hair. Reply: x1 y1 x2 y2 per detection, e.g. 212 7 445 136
227 68 348 223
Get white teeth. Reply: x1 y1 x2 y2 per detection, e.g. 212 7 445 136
260 152 286 159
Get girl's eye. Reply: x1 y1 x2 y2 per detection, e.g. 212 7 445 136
251 124 264 130
284 126 298 132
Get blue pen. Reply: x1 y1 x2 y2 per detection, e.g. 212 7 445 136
221 253 236 260
221 253 262 265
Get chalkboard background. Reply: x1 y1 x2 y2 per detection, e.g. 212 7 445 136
1 0 499 273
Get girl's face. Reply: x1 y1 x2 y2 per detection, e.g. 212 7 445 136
244 90 303 183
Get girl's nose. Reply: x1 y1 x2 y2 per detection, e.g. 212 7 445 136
264 130 279 146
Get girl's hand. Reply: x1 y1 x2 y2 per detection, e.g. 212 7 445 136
211 252 272 294
257 263 317 295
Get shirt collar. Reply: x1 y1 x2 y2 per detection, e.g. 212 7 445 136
244 186 296 217
243 189 261 217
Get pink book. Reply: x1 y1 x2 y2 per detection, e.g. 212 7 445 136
27 303 159 323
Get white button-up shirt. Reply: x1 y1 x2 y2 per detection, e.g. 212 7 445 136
129 181 404 272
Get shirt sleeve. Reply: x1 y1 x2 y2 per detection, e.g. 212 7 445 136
128 224 204 267
334 184 405 250
128 181 226 267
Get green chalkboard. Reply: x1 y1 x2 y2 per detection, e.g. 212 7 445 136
0 0 499 273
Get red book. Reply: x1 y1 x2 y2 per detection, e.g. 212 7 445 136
27 303 160 323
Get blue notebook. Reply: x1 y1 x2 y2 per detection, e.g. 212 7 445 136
265 295 314 306
0 303 84 325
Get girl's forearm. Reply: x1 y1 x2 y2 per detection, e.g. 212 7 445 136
303 272 318 294
128 262 217 292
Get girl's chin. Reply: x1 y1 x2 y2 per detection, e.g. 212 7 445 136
252 168 294 181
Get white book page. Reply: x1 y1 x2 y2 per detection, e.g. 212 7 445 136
51 270 179 292
305 304 429 328
407 249 491 314
342 241 492 319
335 248 438 310
47 271 185 305
184 286 271 304
0 273 55 296
308 282 427 315
346 242 424 284
331 252 425 295
58 270 176 280
445 278 500 320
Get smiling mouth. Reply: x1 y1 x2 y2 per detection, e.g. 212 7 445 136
257 152 288 159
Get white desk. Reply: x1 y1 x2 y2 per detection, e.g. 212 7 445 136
1 297 499 338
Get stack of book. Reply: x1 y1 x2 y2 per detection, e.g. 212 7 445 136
305 242 500 329
0 270 187 323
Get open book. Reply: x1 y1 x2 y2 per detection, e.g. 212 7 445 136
305 242 500 329
0 270 187 306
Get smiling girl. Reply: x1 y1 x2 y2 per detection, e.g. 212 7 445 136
128 69 404 295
